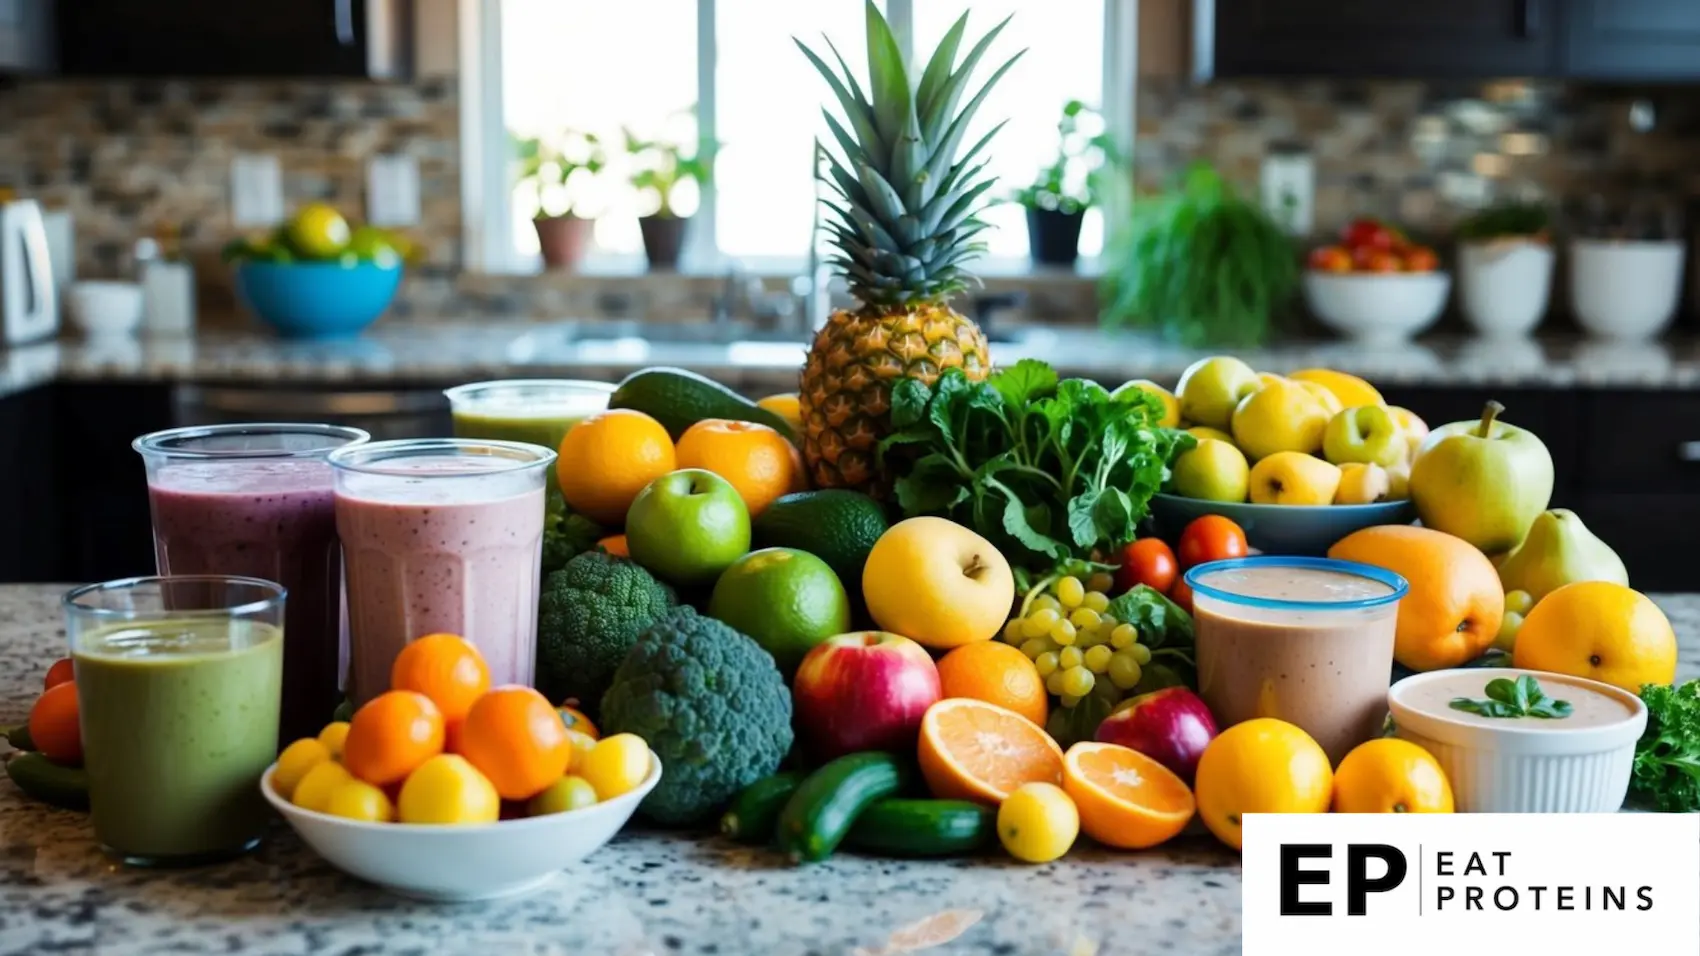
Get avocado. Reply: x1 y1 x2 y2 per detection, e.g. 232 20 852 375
609 367 797 441
751 490 889 592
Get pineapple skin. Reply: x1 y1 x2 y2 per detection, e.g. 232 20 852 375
798 303 991 497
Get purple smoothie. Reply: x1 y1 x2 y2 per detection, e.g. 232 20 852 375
147 458 343 745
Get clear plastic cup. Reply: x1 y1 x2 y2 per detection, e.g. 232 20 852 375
65 575 286 866
132 423 367 745
444 379 615 451
1186 556 1408 764
329 438 557 704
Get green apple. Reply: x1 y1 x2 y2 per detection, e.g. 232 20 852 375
1322 405 1405 467
625 468 751 586
1409 401 1553 554
1230 378 1330 462
1170 438 1250 502
1176 356 1260 430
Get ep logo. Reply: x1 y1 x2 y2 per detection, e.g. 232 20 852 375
1278 843 1404 916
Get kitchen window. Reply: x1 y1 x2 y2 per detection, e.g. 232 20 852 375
461 0 1135 275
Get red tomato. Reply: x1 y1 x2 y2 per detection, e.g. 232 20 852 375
43 658 74 691
1170 578 1195 614
1307 246 1352 273
1176 515 1249 570
1402 246 1439 272
28 682 81 767
1363 250 1402 273
1340 218 1397 251
1115 538 1178 595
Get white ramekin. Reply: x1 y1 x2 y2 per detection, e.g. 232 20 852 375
1388 667 1647 813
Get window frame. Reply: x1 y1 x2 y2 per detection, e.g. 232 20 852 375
459 0 1135 276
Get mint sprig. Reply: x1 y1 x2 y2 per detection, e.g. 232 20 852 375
1450 675 1573 720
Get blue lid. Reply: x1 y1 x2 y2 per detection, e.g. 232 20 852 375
1183 556 1408 612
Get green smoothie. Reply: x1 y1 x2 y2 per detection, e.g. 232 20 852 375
445 379 615 452
75 618 283 864
451 408 593 451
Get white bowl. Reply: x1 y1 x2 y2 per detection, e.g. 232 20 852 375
1570 239 1685 341
1303 271 1451 345
262 757 661 901
1457 239 1554 339
66 280 144 338
1389 668 1646 813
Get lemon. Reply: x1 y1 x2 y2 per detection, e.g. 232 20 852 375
292 760 354 813
273 738 333 800
755 393 803 435
564 729 598 773
325 779 396 823
285 202 352 259
397 754 500 825
526 775 599 816
997 782 1079 864
579 733 651 800
317 722 351 761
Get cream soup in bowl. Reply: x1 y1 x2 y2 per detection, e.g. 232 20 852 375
1389 668 1648 813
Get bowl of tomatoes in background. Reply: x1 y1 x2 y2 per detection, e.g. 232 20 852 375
1304 218 1449 345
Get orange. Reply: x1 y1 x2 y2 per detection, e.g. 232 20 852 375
390 633 490 723
556 410 676 524
557 704 599 740
1329 525 1504 671
597 534 629 557
342 690 445 787
1513 581 1677 693
674 419 800 518
1194 718 1332 851
917 698 1064 804
1063 741 1196 849
458 685 572 801
1332 738 1454 814
28 682 81 766
936 642 1047 727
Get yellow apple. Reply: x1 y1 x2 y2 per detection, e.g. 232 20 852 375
1249 452 1341 505
1186 425 1235 445
1385 459 1411 500
1334 462 1391 504
1230 378 1331 462
1171 438 1250 502
1296 380 1344 417
1388 406 1429 462
861 517 1014 649
1176 357 1260 430
1322 406 1406 467
1288 369 1385 409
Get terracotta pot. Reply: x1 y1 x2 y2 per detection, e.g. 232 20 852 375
639 215 689 271
534 215 592 271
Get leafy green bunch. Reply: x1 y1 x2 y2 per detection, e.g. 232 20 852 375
1013 99 1121 215
1632 679 1700 812
879 358 1192 575
1455 201 1551 243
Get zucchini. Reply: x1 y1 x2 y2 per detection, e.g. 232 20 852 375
777 752 909 863
4 752 88 811
845 798 996 857
2 722 34 751
721 771 805 844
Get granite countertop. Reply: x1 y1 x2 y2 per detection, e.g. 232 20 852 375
8 322 1700 399
3 585 1698 955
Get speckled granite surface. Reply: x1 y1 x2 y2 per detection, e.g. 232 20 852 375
3 584 1696 955
7 324 1700 399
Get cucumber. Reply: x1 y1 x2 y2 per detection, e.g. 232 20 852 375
720 771 806 844
610 367 797 441
844 799 996 857
2 722 34 751
776 752 909 863
4 752 88 811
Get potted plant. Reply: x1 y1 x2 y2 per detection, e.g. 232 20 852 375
625 127 714 271
515 130 606 271
1454 201 1554 340
1014 100 1119 267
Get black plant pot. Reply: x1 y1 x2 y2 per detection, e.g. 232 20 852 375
1026 207 1085 267
639 215 688 271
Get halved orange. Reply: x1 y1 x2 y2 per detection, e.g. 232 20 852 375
1063 741 1195 850
917 698 1064 805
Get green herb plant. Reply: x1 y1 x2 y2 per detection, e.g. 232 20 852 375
879 358 1193 579
1099 162 1298 347
1449 675 1573 719
1455 201 1551 243
1632 679 1700 812
1012 100 1121 216
514 130 607 219
624 116 716 219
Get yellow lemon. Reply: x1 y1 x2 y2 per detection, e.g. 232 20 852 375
325 779 396 823
756 393 804 435
397 754 500 825
564 728 598 772
285 202 352 259
317 721 351 761
578 733 652 800
997 781 1080 864
272 738 333 799
1288 369 1385 409
292 759 354 814
1513 581 1677 693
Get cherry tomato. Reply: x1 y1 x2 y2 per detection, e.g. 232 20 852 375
1340 217 1398 251
1307 246 1352 273
1115 538 1178 595
28 681 81 767
1176 515 1249 570
1362 250 1402 273
43 658 74 691
1401 247 1439 272
1170 578 1195 614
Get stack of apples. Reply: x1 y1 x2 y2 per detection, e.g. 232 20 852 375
1308 217 1438 274
1159 357 1427 506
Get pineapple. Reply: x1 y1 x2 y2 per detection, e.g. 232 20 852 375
795 2 1020 496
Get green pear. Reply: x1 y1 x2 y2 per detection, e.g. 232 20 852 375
1409 401 1553 554
1170 438 1250 502
1496 509 1628 602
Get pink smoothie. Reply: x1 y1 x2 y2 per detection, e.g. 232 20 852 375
335 456 546 705
147 458 343 745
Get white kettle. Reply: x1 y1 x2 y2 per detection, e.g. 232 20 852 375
0 199 59 346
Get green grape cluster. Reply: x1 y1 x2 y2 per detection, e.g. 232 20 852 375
1002 574 1155 714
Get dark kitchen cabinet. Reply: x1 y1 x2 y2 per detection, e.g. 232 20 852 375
1562 0 1700 80
49 383 172 585
56 0 412 79
0 385 60 582
0 0 52 74
1198 0 1556 79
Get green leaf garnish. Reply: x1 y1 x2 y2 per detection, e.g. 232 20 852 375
1450 675 1573 720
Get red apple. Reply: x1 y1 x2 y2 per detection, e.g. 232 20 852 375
793 631 942 761
1094 687 1218 783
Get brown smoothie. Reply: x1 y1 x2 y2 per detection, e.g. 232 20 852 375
1399 671 1634 730
1193 563 1402 765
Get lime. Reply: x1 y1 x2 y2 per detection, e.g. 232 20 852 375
526 775 598 816
348 225 403 267
285 202 352 259
707 547 850 676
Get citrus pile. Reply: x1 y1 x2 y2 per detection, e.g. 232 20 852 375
271 634 652 825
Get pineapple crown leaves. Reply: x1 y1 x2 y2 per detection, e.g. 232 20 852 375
795 1 1025 308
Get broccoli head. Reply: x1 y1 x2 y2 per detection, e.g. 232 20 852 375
600 607 793 826
536 551 676 713
541 490 605 576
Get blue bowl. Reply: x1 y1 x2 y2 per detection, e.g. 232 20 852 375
235 261 403 339
1148 493 1416 557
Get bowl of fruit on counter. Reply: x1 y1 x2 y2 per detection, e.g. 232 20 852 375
224 203 415 340
262 635 660 902
1304 217 1448 345
1146 359 1421 556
